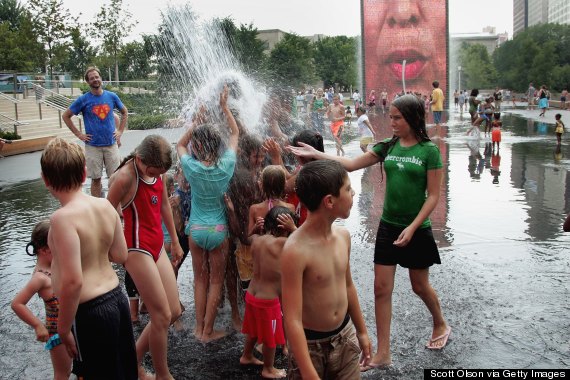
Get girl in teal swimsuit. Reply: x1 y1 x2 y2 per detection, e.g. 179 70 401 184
176 85 240 343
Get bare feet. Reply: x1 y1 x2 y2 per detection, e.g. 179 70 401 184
261 367 286 379
193 326 203 340
239 355 264 366
201 329 227 343
138 366 156 380
280 345 289 357
360 353 391 372
232 313 243 332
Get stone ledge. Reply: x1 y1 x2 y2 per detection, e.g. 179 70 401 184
2 136 55 156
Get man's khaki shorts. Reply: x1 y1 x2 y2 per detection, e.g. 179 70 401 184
85 144 120 179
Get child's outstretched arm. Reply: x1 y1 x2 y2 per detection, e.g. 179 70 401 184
11 274 50 342
220 85 239 151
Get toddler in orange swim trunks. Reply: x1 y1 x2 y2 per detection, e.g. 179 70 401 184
327 94 346 156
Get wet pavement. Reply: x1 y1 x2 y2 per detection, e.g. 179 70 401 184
1 106 570 379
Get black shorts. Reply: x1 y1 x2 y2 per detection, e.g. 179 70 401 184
374 221 441 269
73 286 138 380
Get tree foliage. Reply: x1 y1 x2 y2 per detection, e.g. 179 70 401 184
0 0 26 30
60 27 97 79
458 42 497 90
27 0 78 75
313 35 357 90
268 33 315 88
119 36 155 80
91 0 137 83
491 23 570 92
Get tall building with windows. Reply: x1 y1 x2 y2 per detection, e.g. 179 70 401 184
549 0 570 25
513 0 570 37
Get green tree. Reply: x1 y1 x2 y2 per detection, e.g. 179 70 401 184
60 27 97 79
0 9 44 71
458 42 496 90
27 0 78 75
0 0 25 30
91 0 137 84
119 36 155 80
268 33 315 87
313 35 357 90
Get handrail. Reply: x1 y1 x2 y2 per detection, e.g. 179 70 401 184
0 112 29 135
0 92 21 104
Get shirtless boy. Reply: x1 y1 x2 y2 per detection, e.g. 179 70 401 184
40 138 137 379
281 160 371 380
240 206 297 379
326 95 346 156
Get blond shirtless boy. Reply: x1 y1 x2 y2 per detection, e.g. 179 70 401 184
40 138 137 379
326 95 346 156
281 160 371 380
240 206 297 379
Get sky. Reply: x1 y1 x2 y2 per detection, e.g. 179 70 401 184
56 0 514 41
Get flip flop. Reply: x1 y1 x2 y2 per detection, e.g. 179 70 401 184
426 326 452 350
360 362 391 372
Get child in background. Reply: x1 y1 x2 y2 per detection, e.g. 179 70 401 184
356 107 376 153
345 106 353 126
170 163 192 278
162 173 176 263
491 112 502 152
107 134 182 379
248 165 295 236
240 206 297 379
11 220 72 379
555 113 564 145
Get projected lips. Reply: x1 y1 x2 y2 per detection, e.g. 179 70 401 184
386 50 427 81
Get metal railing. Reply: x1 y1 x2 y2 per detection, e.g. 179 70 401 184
0 113 29 135
0 91 22 120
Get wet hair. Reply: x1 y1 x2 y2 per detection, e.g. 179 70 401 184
164 173 175 195
237 133 263 169
191 124 225 164
118 134 173 171
295 160 347 212
84 66 101 82
26 220 50 256
494 112 501 120
261 165 286 199
41 138 85 191
470 89 479 97
432 80 440 88
391 94 430 142
555 113 562 120
264 206 297 236
292 129 324 153
357 107 366 114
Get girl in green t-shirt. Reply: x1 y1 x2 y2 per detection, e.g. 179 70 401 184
287 94 451 370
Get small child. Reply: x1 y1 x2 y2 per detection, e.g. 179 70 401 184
356 107 375 152
345 106 353 126
491 112 502 152
281 160 372 379
240 206 297 379
162 173 176 262
248 165 295 236
11 220 72 379
555 113 564 145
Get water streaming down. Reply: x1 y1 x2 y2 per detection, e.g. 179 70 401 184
158 6 270 137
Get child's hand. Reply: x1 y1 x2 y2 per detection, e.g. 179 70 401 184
219 84 229 109
170 241 184 267
277 213 297 233
224 193 234 213
254 217 264 233
264 138 281 160
357 332 372 368
34 324 49 342
169 194 181 208
60 330 78 359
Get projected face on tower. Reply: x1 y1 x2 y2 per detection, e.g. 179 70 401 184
362 0 447 101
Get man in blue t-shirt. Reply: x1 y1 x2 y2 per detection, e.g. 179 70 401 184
63 67 128 197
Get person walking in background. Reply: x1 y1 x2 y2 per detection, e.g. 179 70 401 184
352 89 361 112
561 89 568 110
493 87 502 111
538 85 549 117
527 83 536 110
430 80 445 134
62 67 128 198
